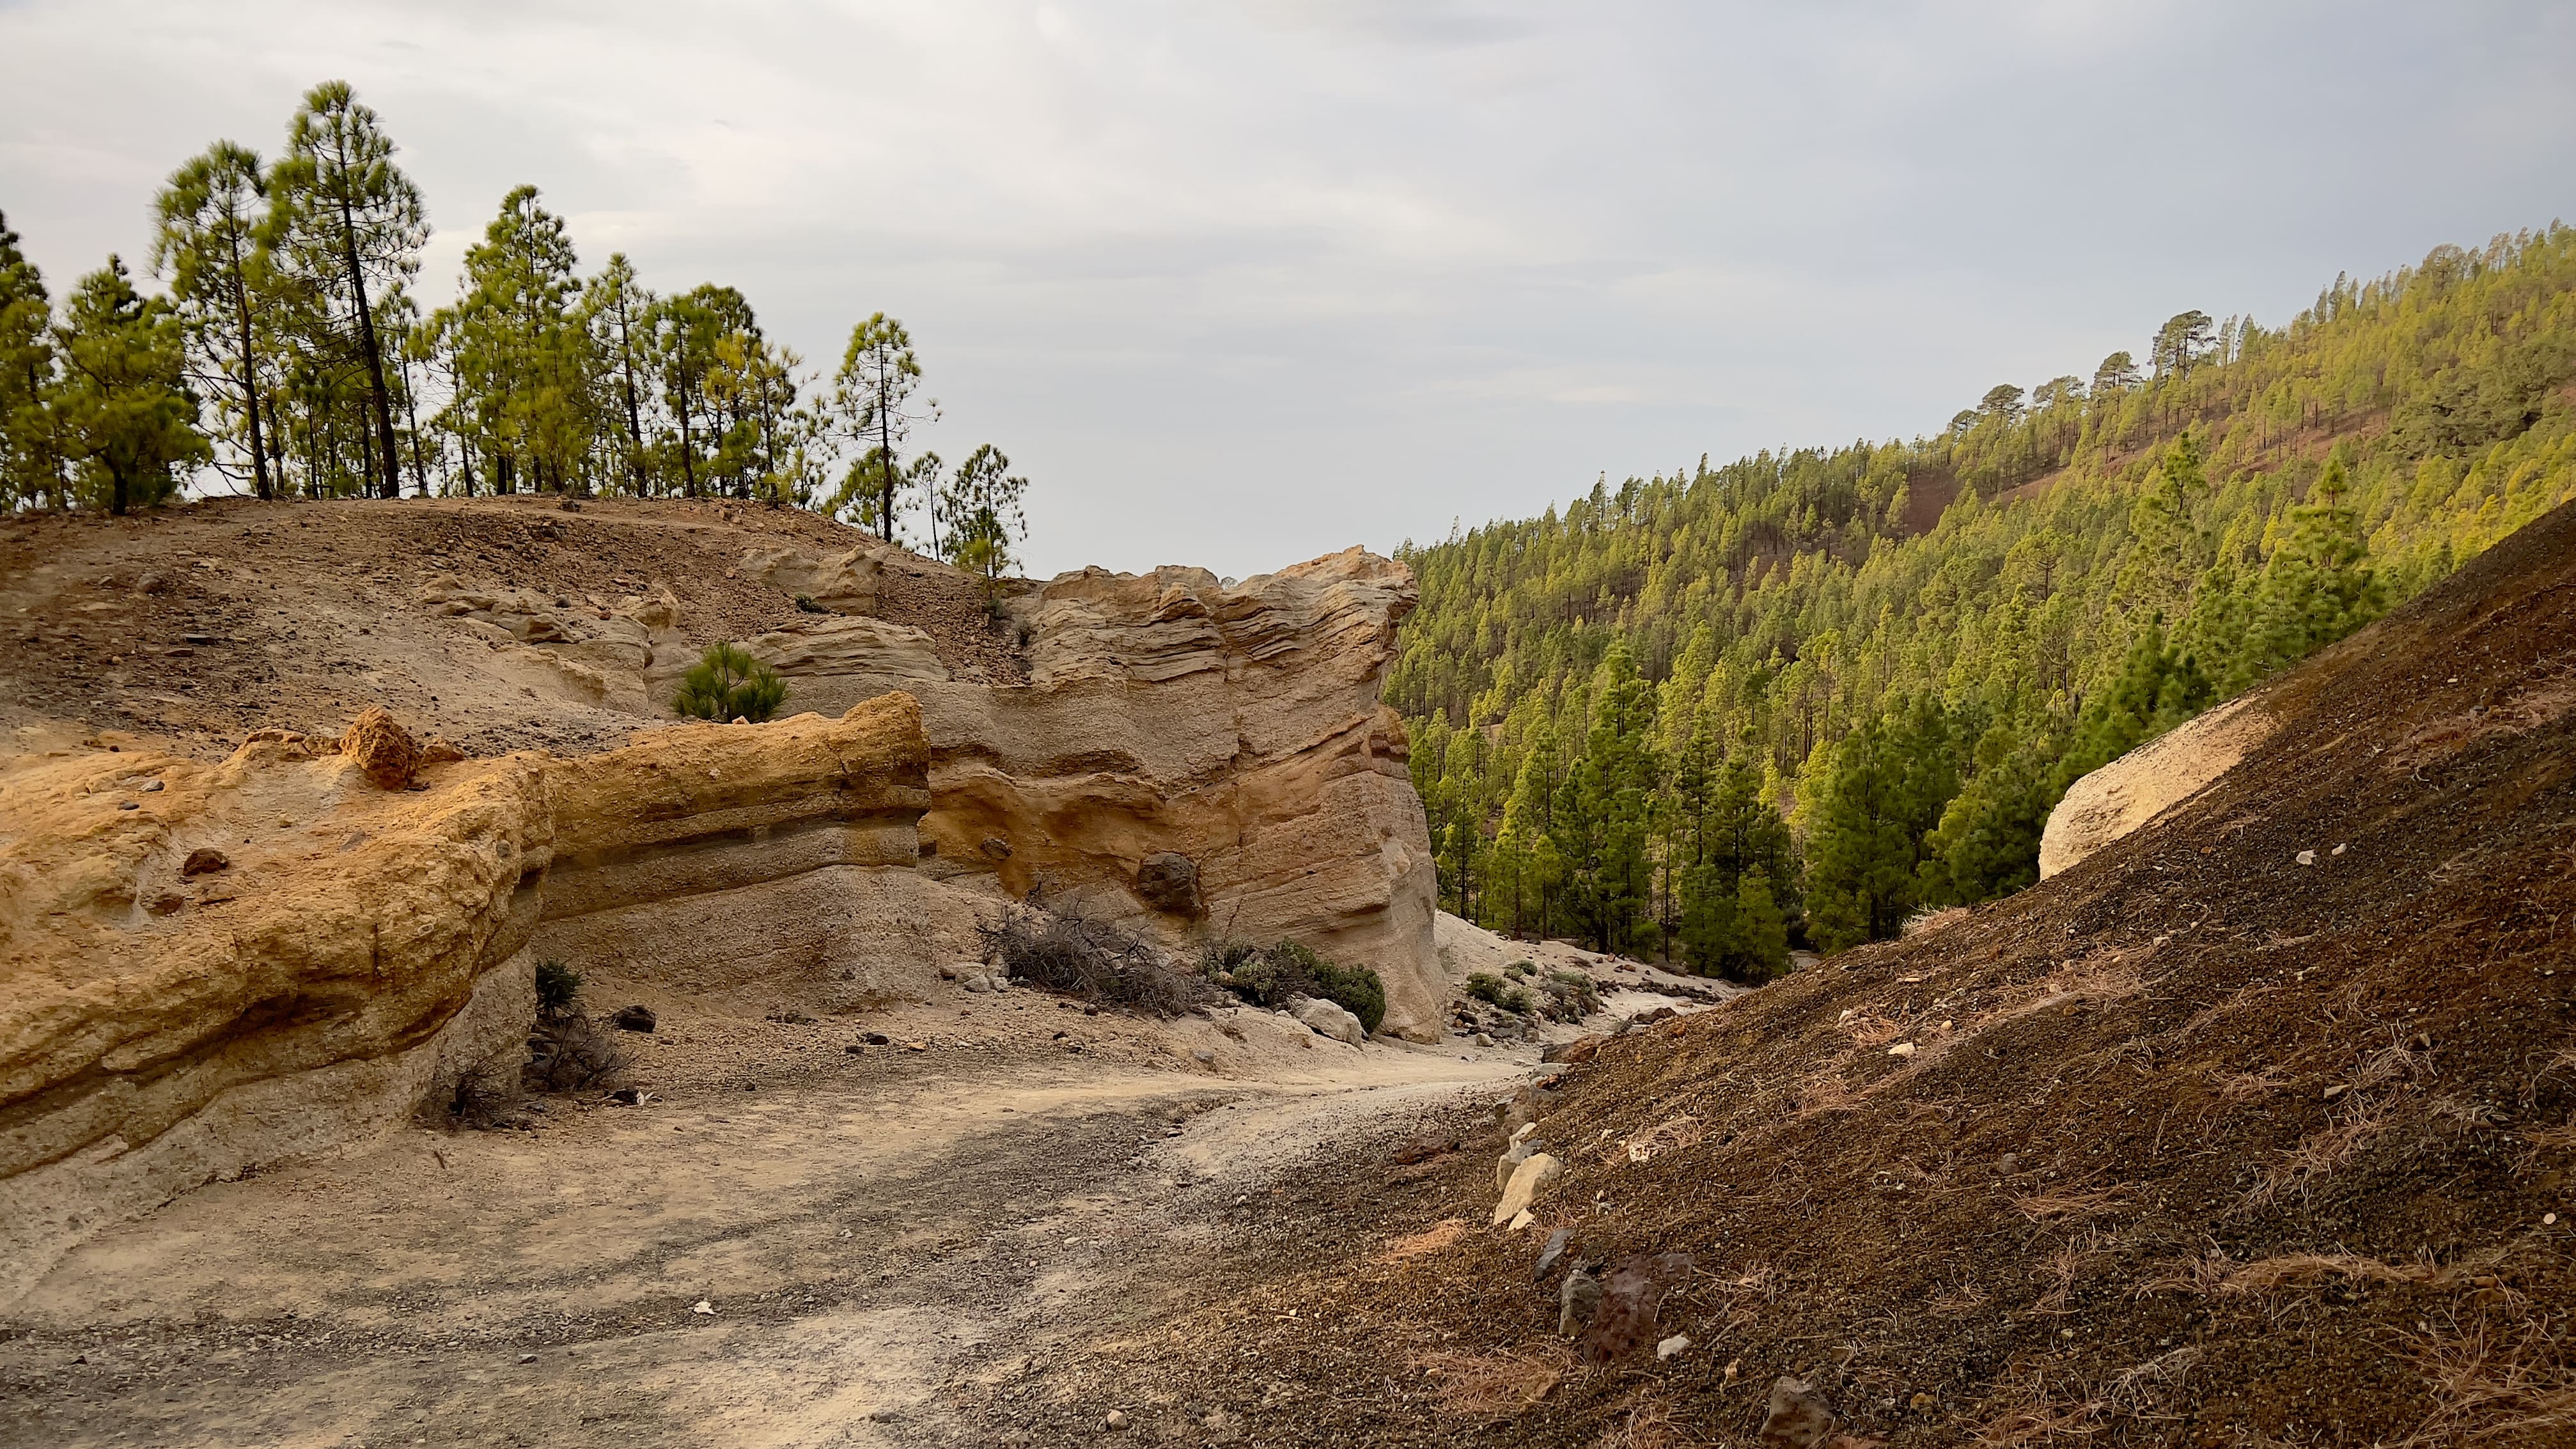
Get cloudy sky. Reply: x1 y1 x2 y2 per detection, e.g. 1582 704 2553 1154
4 1 2571 577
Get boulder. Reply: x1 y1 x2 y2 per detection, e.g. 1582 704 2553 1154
2040 693 2277 878
1492 1152 1563 1225
1134 852 1203 917
1292 995 1364 1044
338 706 421 789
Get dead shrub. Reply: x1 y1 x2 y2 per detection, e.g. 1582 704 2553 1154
983 904 1206 1017
524 1013 630 1094
437 1058 519 1131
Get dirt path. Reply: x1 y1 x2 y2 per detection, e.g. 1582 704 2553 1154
0 1014 1522 1449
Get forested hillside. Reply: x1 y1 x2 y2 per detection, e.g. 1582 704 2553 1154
1393 226 2576 971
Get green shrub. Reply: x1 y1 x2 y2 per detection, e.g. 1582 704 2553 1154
1306 957 1387 1037
1206 939 1386 1035
674 642 789 722
793 593 828 614
534 958 582 1018
1465 972 1534 1016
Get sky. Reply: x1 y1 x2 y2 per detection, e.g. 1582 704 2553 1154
4 1 2573 579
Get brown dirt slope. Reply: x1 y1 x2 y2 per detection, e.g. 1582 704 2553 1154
1049 499 2576 1447
0 495 1018 759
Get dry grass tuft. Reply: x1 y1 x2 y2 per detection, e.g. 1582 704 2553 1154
1378 1219 1469 1261
2013 1182 2125 1223
1416 1345 1572 1418
1974 1369 2108 1446
1588 1390 1682 1449
2391 1313 2576 1446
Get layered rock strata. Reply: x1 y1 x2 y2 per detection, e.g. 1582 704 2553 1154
0 694 933 1300
742 547 1444 1039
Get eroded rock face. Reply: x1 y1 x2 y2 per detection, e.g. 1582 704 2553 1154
2039 694 2280 878
900 548 1442 1039
0 694 934 1301
419 539 1445 1040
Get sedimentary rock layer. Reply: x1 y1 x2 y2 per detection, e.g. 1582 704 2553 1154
0 694 932 1300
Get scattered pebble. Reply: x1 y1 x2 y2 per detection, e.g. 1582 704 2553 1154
1887 1042 1916 1058
1656 1333 1690 1361
2295 849 2316 865
691 1300 715 1315
1104 1409 1131 1431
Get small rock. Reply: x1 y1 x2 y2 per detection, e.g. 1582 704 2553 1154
140 779 164 792
1474 1032 1494 1048
938 965 959 981
1656 1333 1690 1361
963 975 993 994
1534 1227 1573 1283
1492 1153 1564 1226
146 892 184 916
518 1352 538 1365
180 848 229 876
1557 1267 1602 1336
118 801 139 811
1134 851 1203 917
340 706 423 789
1760 1376 1843 1448
863 1032 891 1045
1104 1409 1132 1431
611 1005 657 1033
979 836 1013 860
135 573 166 594
1910 1391 1935 1412
844 1043 864 1055
1192 1048 1216 1065
1887 1042 1916 1058
691 1300 715 1315
2295 849 2316 866
1291 995 1364 1045
1508 1209 1536 1231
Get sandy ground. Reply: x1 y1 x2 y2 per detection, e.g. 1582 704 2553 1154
0 976 1674 1449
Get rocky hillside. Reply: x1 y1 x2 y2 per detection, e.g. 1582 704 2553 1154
1043 498 2576 1446
0 497 1455 1296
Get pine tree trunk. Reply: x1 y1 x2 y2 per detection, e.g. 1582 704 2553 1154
335 192 402 502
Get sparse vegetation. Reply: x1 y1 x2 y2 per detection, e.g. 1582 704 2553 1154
533 957 582 1017
673 641 788 722
1206 938 1387 1035
984 904 1204 1017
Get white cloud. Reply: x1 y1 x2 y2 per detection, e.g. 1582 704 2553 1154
3 0 2571 576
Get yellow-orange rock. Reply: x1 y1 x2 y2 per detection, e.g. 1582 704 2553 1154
338 706 422 788
0 693 935 1302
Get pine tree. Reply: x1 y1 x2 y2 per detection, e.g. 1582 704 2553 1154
152 142 278 498
0 212 63 508
269 81 425 500
52 257 207 515
828 314 935 541
581 254 656 494
434 186 589 496
673 642 788 722
2239 458 2384 686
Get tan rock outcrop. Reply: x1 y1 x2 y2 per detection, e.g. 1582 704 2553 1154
894 548 1444 1039
2038 694 2280 878
0 694 935 1301
416 539 1444 1039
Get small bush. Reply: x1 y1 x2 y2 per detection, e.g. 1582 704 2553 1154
1464 971 1535 1016
674 642 789 723
440 1059 517 1129
535 958 582 1018
1206 940 1386 1035
793 593 829 614
983 905 1205 1018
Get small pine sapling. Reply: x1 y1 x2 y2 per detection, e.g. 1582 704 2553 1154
673 642 788 722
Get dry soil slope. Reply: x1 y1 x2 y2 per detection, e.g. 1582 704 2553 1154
1054 498 2576 1448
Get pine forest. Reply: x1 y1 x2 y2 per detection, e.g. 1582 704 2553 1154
1391 226 2576 973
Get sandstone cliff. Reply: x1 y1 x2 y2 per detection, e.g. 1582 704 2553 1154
0 694 935 1301
737 545 1446 1039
